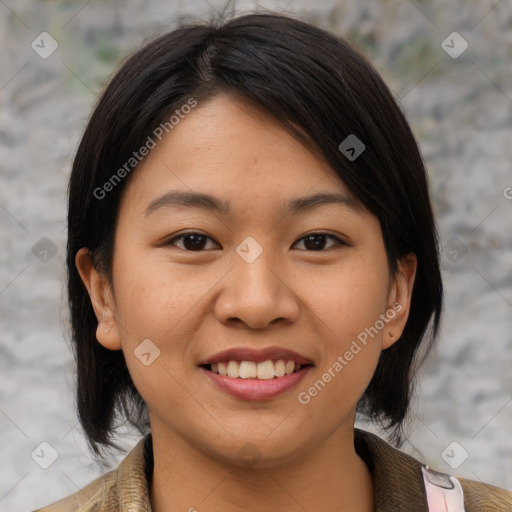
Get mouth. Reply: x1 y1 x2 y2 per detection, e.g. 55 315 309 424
198 347 314 400
200 360 312 379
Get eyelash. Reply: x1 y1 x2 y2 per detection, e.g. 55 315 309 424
165 231 347 252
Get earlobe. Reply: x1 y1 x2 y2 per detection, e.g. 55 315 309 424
382 253 417 350
75 248 122 351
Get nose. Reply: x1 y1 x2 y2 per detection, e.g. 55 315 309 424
213 242 300 330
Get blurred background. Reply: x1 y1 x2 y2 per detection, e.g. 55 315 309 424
1 0 511 510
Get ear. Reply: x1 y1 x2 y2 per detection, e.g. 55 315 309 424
75 248 122 351
382 253 417 350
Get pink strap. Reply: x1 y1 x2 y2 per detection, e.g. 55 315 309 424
421 466 466 512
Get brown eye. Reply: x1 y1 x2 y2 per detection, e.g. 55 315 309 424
293 233 345 251
167 233 219 251
166 231 346 252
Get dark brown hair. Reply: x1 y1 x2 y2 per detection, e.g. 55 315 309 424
66 11 443 456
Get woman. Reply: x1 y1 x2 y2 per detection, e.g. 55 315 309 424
35 11 511 512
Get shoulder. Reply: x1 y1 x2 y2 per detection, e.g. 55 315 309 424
354 428 512 512
459 476 512 512
31 435 151 512
31 468 118 511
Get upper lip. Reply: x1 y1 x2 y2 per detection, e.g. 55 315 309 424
199 347 313 366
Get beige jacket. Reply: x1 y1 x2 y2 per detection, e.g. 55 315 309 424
33 429 512 511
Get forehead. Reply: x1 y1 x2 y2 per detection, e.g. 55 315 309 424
120 93 361 217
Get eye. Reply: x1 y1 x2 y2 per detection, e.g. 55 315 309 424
167 232 220 251
166 231 346 252
292 232 346 251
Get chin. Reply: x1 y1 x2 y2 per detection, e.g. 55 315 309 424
195 428 312 471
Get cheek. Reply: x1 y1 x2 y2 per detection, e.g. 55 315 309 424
307 252 391 343
298 253 390 408
112 255 200 415
111 247 208 341
110 248 224 392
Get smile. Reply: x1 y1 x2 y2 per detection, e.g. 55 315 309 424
205 359 308 379
200 359 313 400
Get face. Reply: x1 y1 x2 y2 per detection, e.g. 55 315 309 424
77 92 416 468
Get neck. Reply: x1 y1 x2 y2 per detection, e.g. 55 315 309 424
149 424 374 512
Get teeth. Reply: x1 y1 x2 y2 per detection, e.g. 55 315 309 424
227 360 239 378
274 360 286 377
212 359 304 379
239 361 257 378
257 360 275 380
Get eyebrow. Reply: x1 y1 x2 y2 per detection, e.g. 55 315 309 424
144 189 363 217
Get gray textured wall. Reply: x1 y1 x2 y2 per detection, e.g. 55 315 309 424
1 1 511 510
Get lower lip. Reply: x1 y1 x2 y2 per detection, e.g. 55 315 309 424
200 366 312 400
